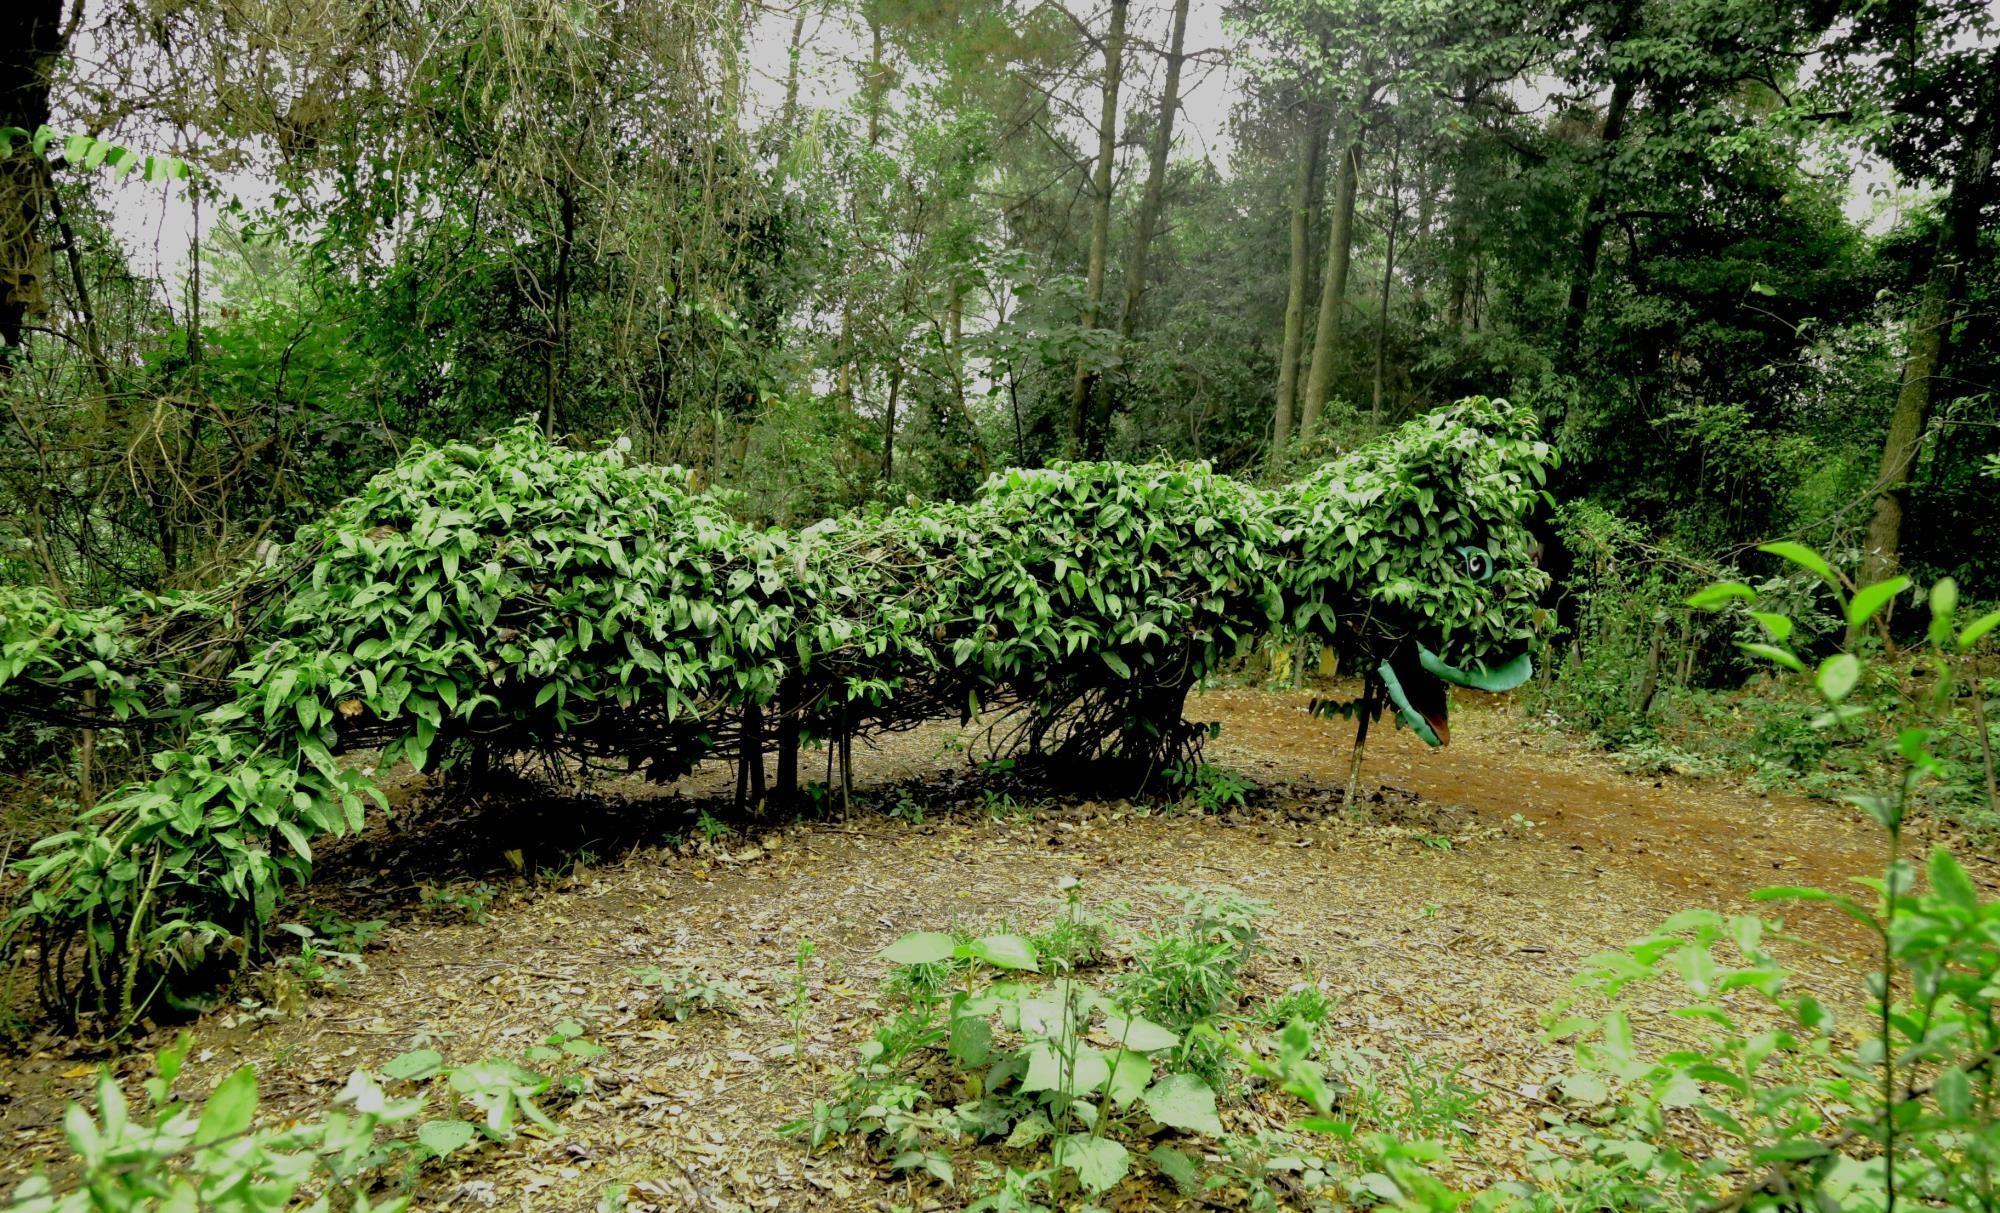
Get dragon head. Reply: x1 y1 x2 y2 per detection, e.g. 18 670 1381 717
1281 397 1555 745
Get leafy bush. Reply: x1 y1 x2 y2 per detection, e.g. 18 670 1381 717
5 401 1555 1030
8 1034 420 1212
1279 397 1552 681
1502 548 2000 1213
788 890 1315 1208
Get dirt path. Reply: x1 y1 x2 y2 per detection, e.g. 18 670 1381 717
0 689 1907 1211
1196 687 1894 943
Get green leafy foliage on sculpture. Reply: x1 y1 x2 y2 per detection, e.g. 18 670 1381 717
4 401 1554 1030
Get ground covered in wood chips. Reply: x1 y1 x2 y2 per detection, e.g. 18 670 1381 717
2 687 1965 1211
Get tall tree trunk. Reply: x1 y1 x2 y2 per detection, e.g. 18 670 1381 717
1861 49 2000 582
545 182 575 436
1299 131 1362 442
0 0 66 375
1444 186 1471 331
719 0 749 126
945 280 988 473
1559 70 1637 365
782 1 810 130
1273 104 1328 460
1066 0 1129 458
864 14 886 147
1371 138 1404 423
881 361 902 483
1095 0 1189 450
1407 157 1434 312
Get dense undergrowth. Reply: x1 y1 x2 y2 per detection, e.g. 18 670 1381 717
1530 500 2000 837
2 398 1550 1032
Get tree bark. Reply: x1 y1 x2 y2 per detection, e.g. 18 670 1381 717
944 280 989 473
1094 0 1189 450
1299 131 1362 442
1371 135 1403 423
881 361 902 483
1065 0 1129 458
1273 104 1328 460
1559 70 1637 364
781 1 810 130
0 0 66 375
1860 48 2000 583
545 182 575 436
1445 170 1471 331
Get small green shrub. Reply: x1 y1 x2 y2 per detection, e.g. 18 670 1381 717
11 1034 420 1211
634 966 748 1021
1167 761 1256 813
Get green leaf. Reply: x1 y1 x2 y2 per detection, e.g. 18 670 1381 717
1686 581 1755 610
968 934 1039 972
1929 577 1959 646
1748 611 1793 642
1810 704 1868 730
1845 577 1908 632
1104 1050 1153 1107
1815 654 1859 704
418 1118 477 1157
1738 642 1805 674
949 1014 992 1067
1929 850 1977 911
1100 651 1131 679
195 1066 258 1147
1148 1145 1200 1195
1757 541 1836 584
276 819 313 862
1937 1067 1973 1120
1142 1073 1225 1135
1959 610 2000 651
1005 1111 1053 1148
1102 1010 1178 1053
881 931 955 966
1752 1139 1831 1163
1058 1134 1130 1194
383 1049 444 1081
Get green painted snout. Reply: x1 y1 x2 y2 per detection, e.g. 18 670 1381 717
1377 644 1533 748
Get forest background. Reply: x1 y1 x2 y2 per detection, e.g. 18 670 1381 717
2 0 1996 829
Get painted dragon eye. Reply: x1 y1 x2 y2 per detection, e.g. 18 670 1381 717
1458 546 1493 583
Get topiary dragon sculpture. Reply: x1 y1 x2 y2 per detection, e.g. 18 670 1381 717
0 397 1551 1029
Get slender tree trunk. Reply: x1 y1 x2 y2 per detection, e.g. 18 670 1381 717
1559 71 1637 364
881 362 902 483
1370 213 1400 420
781 2 810 130
864 15 885 148
0 1 65 375
945 281 988 472
1371 137 1403 422
719 0 749 125
1861 48 1999 583
1299 132 1362 442
1066 0 1129 458
1344 679 1378 811
837 14 887 416
49 182 110 400
1408 159 1434 312
1274 105 1328 460
1445 181 1471 331
773 682 799 809
1094 0 1190 451
545 183 575 436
